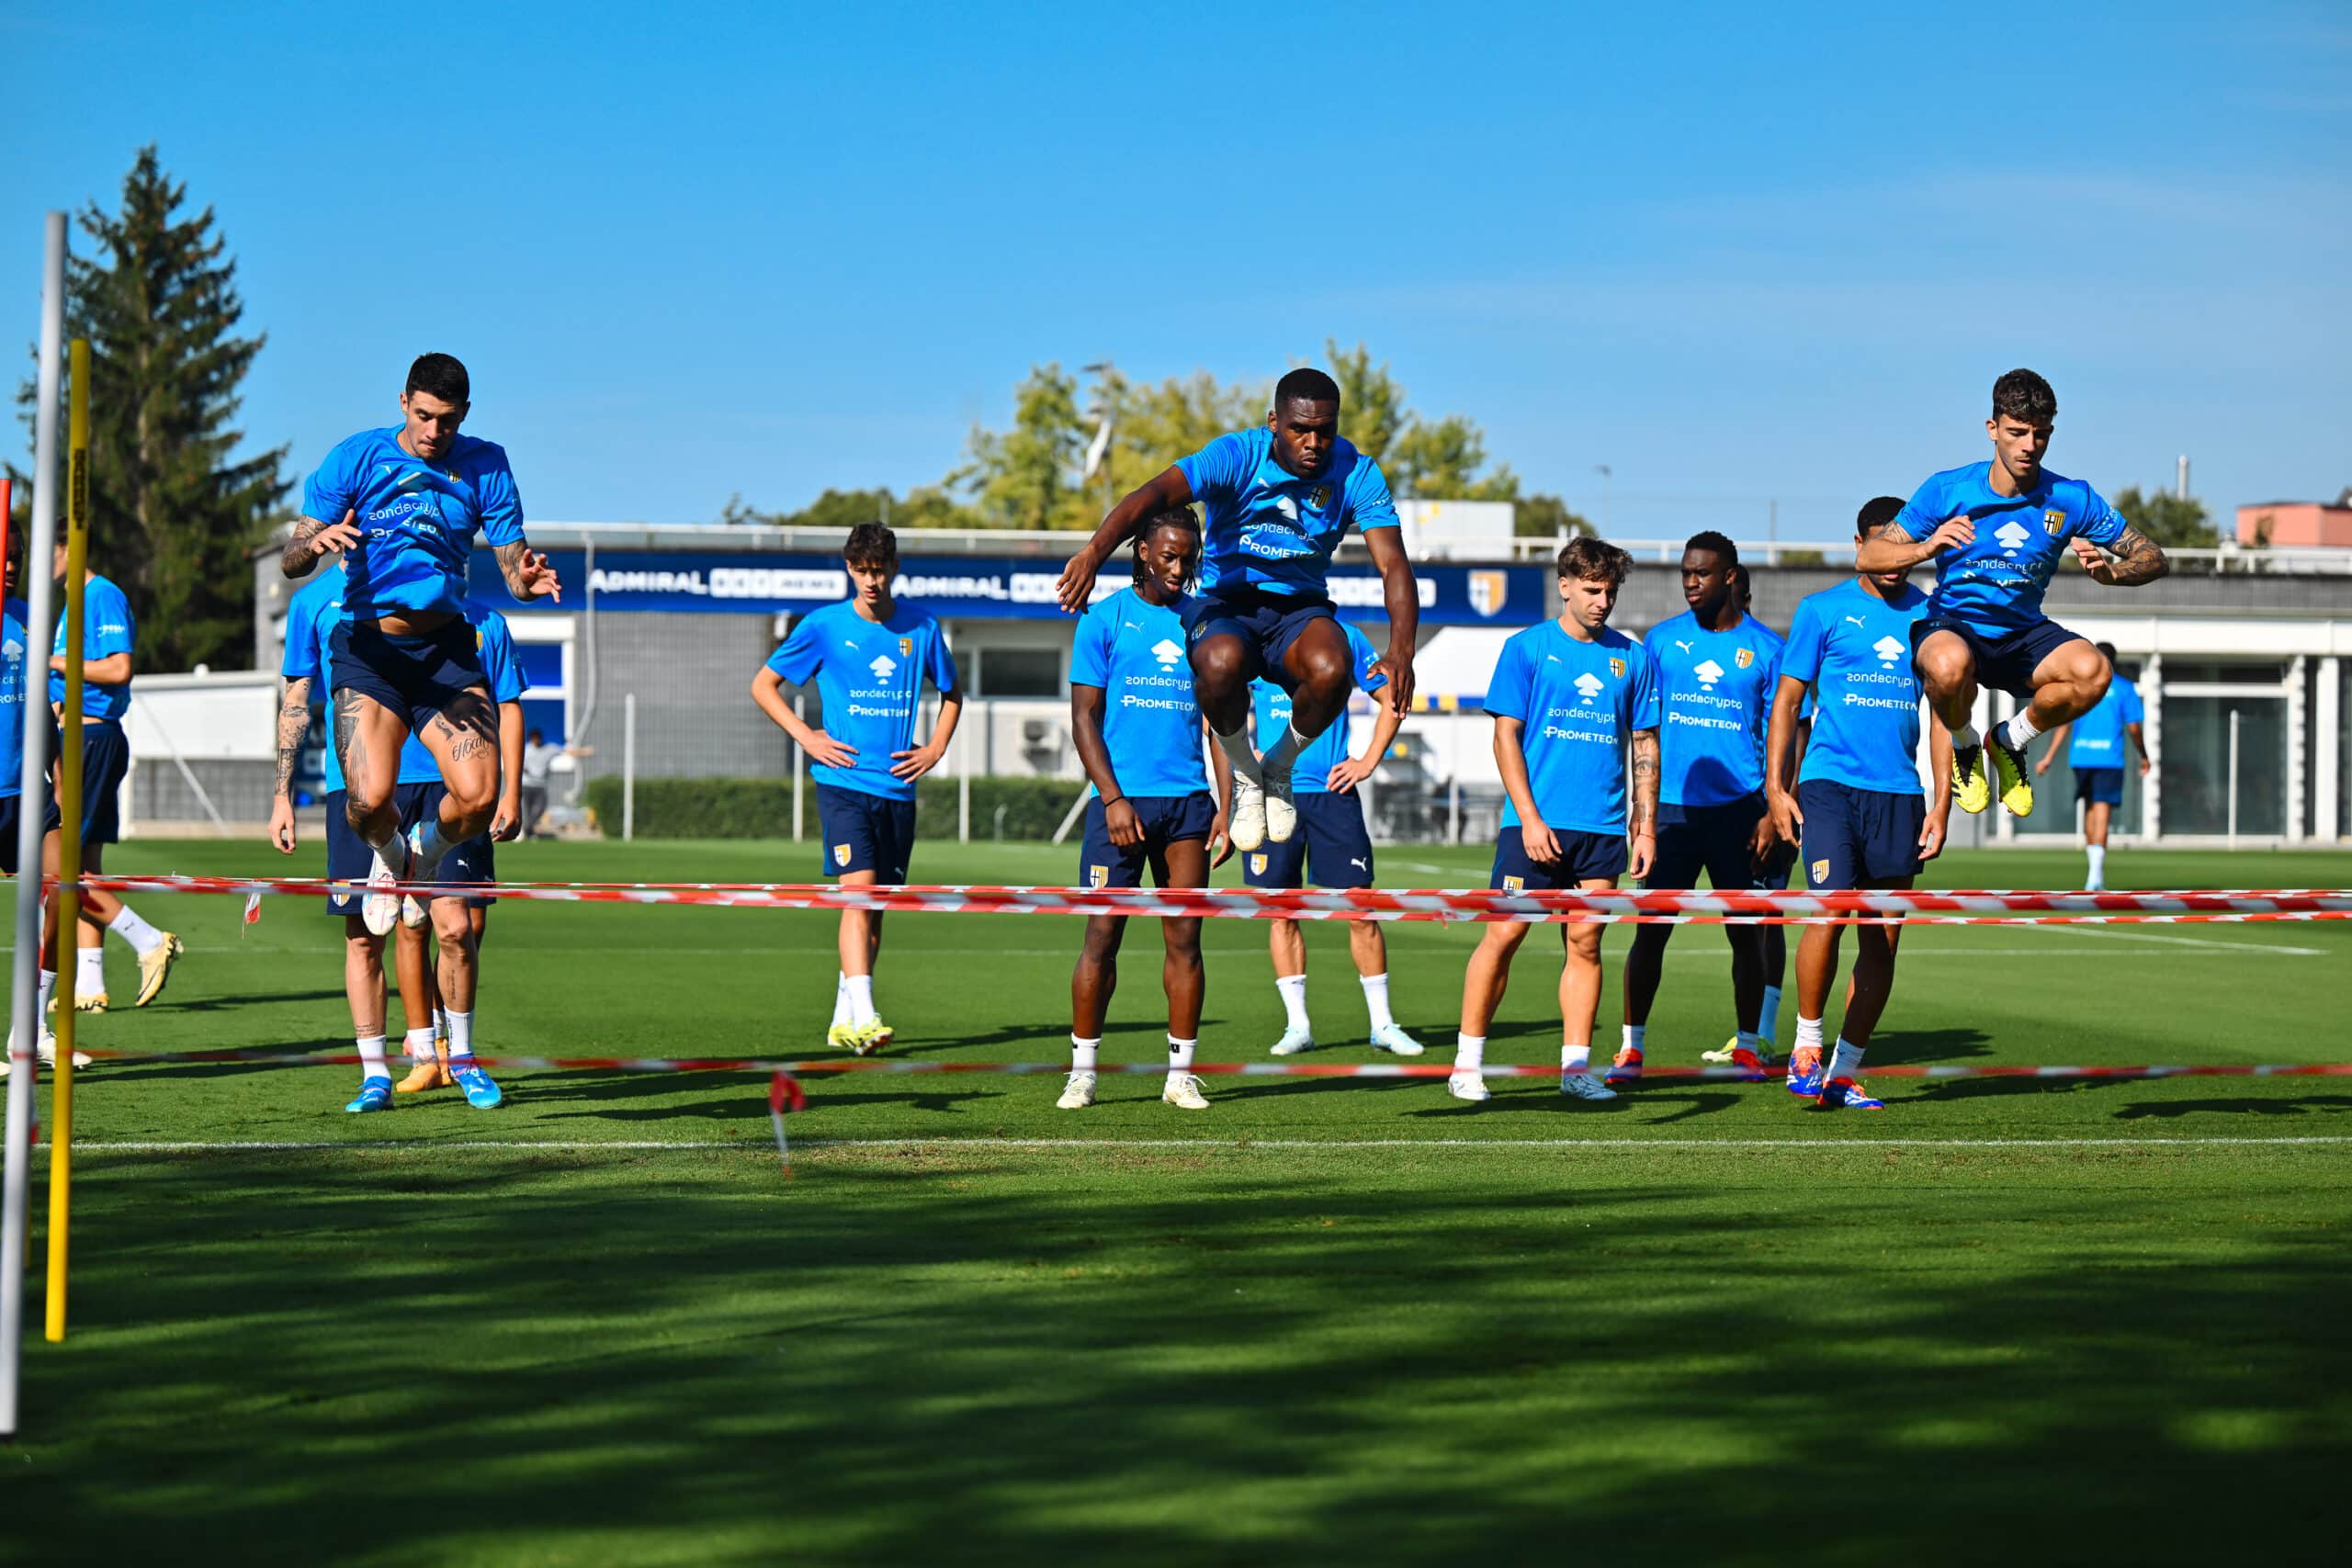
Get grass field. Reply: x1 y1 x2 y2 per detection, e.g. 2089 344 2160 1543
4 838 2349 1565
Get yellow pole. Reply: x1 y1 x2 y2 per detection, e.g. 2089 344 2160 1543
45 338 89 1342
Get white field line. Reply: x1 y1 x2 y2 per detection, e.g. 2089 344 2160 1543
69 1134 2352 1154
2053 925 2327 956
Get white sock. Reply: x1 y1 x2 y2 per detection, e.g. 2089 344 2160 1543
1794 1016 1825 1060
831 973 853 1029
404 1026 436 1063
1259 723 1312 782
1562 1043 1591 1073
2086 845 2107 887
357 1032 390 1080
1453 1033 1486 1072
39 968 55 1016
1623 1024 1645 1055
1360 972 1395 1032
1214 726 1261 784
413 816 457 875
1275 973 1309 1032
447 1010 475 1061
77 947 104 995
1070 1035 1099 1073
361 816 403 858
845 974 876 1025
1758 985 1782 1043
107 905 164 955
1167 1035 1196 1078
1999 711 2041 750
1828 1036 1865 1081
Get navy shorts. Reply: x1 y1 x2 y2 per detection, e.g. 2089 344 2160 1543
324 784 493 914
2075 767 2125 807
1911 615 2085 701
1648 793 1767 891
817 783 916 883
1078 791 1215 889
0 791 62 875
1242 792 1374 890
1491 826 1627 890
1798 779 1925 889
1181 586 1339 694
53 721 131 845
329 618 488 733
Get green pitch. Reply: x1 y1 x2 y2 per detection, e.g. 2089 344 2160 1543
5 840 2348 1564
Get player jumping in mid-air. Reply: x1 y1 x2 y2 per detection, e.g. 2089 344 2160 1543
753 523 962 1055
1060 509 1233 1111
1244 616 1420 1060
1767 497 1955 1111
1859 368 2167 820
1054 367 1419 853
2035 642 2149 892
282 354 559 1108
1612 532 1783 1088
1451 538 1659 1105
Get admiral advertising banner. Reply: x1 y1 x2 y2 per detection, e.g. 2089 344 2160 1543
476 551 1542 626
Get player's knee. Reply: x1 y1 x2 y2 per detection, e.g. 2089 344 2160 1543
1191 635 1249 690
2076 654 2112 705
1915 642 1970 696
1566 926 1603 962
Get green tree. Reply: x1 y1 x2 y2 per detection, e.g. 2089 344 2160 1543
2111 486 2219 548
16 146 288 670
1512 492 1591 538
953 364 1087 529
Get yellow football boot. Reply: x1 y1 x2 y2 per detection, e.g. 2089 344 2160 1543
1951 741 1991 815
1987 733 2034 818
135 933 187 1007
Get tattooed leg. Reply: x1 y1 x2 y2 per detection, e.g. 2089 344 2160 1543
335 688 409 850
418 687 503 840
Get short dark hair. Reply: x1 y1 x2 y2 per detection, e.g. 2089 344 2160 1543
1992 368 2056 425
527 728 545 743
1683 530 1738 567
1274 367 1340 411
2096 640 2120 664
405 353 470 404
1132 506 1201 581
843 522 898 569
1557 536 1631 587
1856 495 1905 536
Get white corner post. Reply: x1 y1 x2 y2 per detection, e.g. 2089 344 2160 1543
4 212 69 1441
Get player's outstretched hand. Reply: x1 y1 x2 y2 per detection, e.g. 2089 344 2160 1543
1767 789 1804 848
889 744 945 782
1521 819 1562 866
491 795 522 842
304 510 364 562
2069 537 2118 585
1375 651 1417 716
1326 755 1376 794
1104 797 1145 849
1918 807 1950 863
268 795 298 854
1928 513 1975 554
1206 810 1234 869
1628 829 1657 881
514 547 563 602
1054 547 1102 615
805 730 858 771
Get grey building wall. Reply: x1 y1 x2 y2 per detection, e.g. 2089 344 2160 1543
571 612 798 783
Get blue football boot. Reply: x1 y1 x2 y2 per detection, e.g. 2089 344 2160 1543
345 1077 395 1113
448 1058 504 1110
1816 1076 1885 1111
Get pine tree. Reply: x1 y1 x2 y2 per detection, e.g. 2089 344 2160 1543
20 146 288 669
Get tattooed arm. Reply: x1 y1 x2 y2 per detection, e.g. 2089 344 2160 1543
270 676 312 853
1628 728 1660 881
2071 526 2169 588
280 512 362 578
492 540 563 603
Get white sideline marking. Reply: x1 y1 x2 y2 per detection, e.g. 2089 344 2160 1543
71 1134 2352 1154
2057 926 2327 957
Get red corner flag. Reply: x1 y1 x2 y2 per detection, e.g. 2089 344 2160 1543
768 1071 805 1176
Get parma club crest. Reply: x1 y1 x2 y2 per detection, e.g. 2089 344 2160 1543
1501 875 1525 895
1736 647 1755 669
2043 508 2066 535
1468 570 1508 618
1087 865 1110 889
1307 484 1332 512
1810 859 1830 886
833 844 853 869
1609 658 1625 679
1249 853 1268 876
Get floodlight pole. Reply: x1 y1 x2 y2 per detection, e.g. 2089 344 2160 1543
3 211 68 1440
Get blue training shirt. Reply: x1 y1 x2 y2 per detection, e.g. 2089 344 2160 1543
1644 609 1783 807
1250 621 1387 795
1894 461 2129 637
1780 578 1930 797
1175 427 1400 599
283 565 530 793
766 599 959 803
2067 677 2144 769
50 572 135 721
301 426 526 619
1487 620 1660 836
1069 586 1209 800
0 597 33 800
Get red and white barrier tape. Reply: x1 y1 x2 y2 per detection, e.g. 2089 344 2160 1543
69 874 2352 925
63 1045 2352 1082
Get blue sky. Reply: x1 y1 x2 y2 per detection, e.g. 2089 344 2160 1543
4 1 2346 542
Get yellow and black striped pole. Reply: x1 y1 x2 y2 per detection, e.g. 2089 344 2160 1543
45 337 90 1341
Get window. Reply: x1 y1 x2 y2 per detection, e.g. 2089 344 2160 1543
975 647 1061 697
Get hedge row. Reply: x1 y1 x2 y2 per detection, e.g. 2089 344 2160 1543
582 774 1080 841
